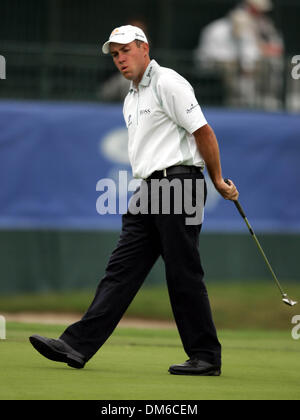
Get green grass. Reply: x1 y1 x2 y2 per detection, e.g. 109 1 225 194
0 322 300 400
1 281 300 329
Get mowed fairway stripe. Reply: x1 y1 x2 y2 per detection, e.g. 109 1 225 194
0 323 299 400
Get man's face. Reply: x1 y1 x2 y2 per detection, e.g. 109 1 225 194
110 41 149 85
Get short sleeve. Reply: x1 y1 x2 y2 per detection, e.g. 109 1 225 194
157 73 207 134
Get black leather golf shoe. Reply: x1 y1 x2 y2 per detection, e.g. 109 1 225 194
169 358 221 376
29 334 86 369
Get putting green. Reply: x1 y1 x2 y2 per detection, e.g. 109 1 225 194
1 322 299 400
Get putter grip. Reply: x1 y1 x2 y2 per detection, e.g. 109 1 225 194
224 178 247 219
233 200 247 219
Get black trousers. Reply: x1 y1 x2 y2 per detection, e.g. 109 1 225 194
60 171 221 366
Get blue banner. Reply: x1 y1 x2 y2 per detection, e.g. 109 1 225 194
0 100 299 232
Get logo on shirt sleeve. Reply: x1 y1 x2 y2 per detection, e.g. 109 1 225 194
186 103 199 114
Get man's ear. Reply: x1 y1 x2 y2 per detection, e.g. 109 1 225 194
143 42 150 57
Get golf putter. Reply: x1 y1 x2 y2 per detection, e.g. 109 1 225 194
224 179 297 307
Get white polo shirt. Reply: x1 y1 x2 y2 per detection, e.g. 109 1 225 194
123 59 208 179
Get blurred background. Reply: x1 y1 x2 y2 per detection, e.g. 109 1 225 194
0 0 299 328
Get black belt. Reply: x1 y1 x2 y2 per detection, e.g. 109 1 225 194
147 165 203 180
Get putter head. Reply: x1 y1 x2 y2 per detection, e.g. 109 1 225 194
282 294 297 307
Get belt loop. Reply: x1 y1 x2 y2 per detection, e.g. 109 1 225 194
163 168 167 177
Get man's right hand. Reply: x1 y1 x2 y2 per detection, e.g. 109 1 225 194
214 178 239 201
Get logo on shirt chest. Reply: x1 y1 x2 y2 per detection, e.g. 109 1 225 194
139 108 151 116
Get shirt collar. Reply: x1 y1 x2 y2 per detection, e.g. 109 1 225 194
129 59 158 92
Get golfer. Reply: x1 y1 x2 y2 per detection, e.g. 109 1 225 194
30 25 239 376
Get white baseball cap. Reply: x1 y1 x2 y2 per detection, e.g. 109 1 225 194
102 25 148 54
246 0 273 12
